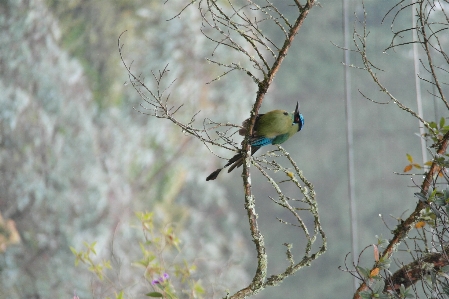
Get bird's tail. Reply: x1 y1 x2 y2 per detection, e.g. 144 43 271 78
205 147 260 181
205 152 242 181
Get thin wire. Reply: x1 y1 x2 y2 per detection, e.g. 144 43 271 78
412 2 428 166
412 1 436 254
433 77 438 122
343 0 358 291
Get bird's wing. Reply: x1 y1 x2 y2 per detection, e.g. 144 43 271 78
239 114 265 136
271 133 290 145
226 146 261 173
250 136 274 147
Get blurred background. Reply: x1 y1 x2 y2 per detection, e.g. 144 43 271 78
0 0 445 298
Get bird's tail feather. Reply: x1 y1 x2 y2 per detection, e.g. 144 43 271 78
206 147 260 181
227 154 243 173
206 168 223 181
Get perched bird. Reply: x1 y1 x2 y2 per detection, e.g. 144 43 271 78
206 102 304 181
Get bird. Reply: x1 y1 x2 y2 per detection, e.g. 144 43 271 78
206 102 304 181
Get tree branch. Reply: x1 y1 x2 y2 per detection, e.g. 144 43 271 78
353 131 449 299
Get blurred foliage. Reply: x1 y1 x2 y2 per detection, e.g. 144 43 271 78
45 0 135 107
71 212 205 299
0 0 251 298
0 213 20 253
1 0 446 298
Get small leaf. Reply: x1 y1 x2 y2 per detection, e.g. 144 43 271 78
443 283 449 295
412 163 421 169
403 165 413 172
375 235 388 248
373 244 379 262
146 292 163 297
370 268 380 277
435 196 446 206
377 256 391 270
429 204 441 217
116 291 124 299
371 279 385 293
359 291 373 299
441 125 449 134
414 192 427 202
415 221 426 229
444 187 449 200
356 266 370 279
431 271 437 286
440 117 445 129
406 153 413 163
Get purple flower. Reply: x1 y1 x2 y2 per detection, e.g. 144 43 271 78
152 279 160 285
152 273 169 285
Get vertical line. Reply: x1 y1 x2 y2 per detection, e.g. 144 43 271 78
433 78 438 122
343 0 358 291
411 1 436 256
412 2 427 165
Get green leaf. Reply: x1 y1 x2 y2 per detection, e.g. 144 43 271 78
193 281 205 295
429 189 438 201
441 125 449 134
377 257 391 270
429 204 441 218
371 279 385 293
406 153 413 163
444 186 449 199
359 291 373 299
431 270 437 286
356 266 370 279
414 192 427 202
375 235 388 248
435 196 446 206
70 246 78 255
429 122 438 129
440 117 445 129
90 241 97 254
442 283 449 295
385 292 395 299
146 292 163 297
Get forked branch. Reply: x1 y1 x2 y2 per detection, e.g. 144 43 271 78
349 2 449 298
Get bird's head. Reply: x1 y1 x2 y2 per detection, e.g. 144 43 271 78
293 102 304 131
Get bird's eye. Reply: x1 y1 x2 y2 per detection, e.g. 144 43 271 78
283 112 288 115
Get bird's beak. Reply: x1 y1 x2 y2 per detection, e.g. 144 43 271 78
295 102 300 114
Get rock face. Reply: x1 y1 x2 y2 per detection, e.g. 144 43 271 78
0 0 251 298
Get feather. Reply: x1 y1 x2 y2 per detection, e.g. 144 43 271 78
206 102 303 181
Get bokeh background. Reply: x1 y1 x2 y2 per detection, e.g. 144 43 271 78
0 0 445 298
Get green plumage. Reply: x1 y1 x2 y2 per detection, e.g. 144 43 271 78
206 102 304 181
254 109 297 139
